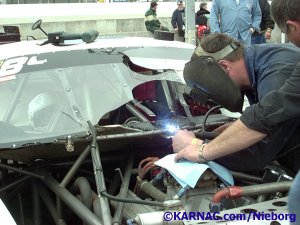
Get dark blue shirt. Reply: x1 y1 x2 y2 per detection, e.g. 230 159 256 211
243 44 300 105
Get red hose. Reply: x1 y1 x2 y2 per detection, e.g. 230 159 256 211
212 186 243 203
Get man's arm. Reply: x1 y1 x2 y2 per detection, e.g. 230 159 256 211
210 0 221 33
171 10 177 29
260 0 275 30
260 0 275 39
251 0 262 32
174 120 267 162
174 62 300 162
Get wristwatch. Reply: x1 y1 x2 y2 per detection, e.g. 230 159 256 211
249 27 255 33
266 28 272 33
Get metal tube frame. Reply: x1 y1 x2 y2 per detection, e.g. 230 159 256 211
0 163 44 180
0 176 30 194
18 193 25 225
56 145 91 223
36 181 59 224
3 75 29 123
88 121 112 225
42 172 103 225
112 155 134 225
125 103 149 122
31 180 41 225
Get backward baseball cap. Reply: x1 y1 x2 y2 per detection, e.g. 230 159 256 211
151 0 158 7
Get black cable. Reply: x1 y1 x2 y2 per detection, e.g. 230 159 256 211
202 105 222 132
199 105 222 140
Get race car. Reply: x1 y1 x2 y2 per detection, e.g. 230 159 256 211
0 20 293 225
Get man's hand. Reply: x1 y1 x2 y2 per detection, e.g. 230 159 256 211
174 144 205 163
265 30 272 40
172 130 196 153
174 27 178 32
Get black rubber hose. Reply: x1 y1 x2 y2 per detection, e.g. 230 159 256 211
199 105 222 140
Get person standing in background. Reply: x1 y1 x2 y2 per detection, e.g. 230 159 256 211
171 0 185 41
196 2 210 17
210 0 261 45
196 2 210 26
145 0 169 34
251 0 275 44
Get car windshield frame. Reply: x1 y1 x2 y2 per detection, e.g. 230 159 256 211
0 49 185 148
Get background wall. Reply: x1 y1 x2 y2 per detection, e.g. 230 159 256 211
0 2 282 42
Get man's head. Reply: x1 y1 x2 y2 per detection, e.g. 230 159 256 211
271 0 300 47
192 33 248 89
200 2 207 10
151 0 158 10
177 0 184 10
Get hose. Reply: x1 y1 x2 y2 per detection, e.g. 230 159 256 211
199 105 221 140
212 181 293 203
139 180 169 202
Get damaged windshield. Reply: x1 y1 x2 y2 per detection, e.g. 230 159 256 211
0 51 185 148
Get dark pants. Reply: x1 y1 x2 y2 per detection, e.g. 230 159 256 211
215 122 299 173
251 33 266 44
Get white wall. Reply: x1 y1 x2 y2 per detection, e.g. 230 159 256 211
0 2 281 42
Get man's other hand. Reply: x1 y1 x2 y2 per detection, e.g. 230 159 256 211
174 144 205 163
172 130 196 153
265 30 272 40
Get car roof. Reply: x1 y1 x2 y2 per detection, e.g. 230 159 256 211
0 37 195 60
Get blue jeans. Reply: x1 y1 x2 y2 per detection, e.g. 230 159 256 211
251 33 266 44
288 170 300 225
237 32 251 45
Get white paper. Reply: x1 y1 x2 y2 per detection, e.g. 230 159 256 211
155 154 234 188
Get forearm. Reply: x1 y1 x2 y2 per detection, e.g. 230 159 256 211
210 3 220 32
251 0 262 31
203 119 267 160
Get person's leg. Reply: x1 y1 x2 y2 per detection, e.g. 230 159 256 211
238 32 251 45
251 33 265 44
288 170 300 225
260 33 266 43
174 31 184 42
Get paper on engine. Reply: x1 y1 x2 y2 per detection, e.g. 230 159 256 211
155 154 234 188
